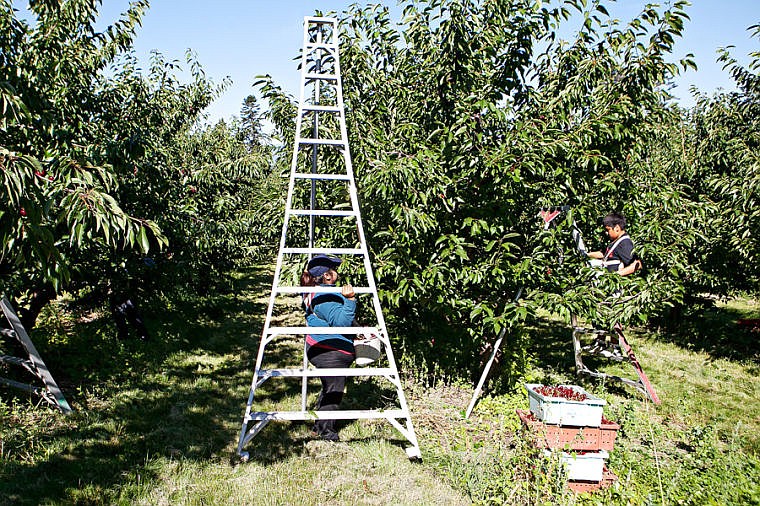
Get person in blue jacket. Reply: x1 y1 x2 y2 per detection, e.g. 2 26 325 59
300 254 356 441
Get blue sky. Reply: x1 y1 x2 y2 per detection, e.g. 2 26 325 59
55 1 760 123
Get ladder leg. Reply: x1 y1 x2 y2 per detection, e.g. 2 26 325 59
615 325 661 404
1 297 72 414
465 327 506 419
237 333 274 456
571 315 587 375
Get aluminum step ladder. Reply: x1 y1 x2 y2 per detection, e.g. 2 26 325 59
465 207 659 417
0 297 72 413
236 16 421 460
555 206 660 405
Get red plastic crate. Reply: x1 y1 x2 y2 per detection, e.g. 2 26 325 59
516 409 620 451
566 466 618 493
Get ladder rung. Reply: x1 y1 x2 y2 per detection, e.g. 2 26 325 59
258 367 393 378
266 325 377 334
305 43 337 51
304 73 338 81
288 209 357 217
248 409 407 422
306 16 338 24
273 287 374 296
281 247 364 255
297 138 345 146
301 105 341 112
0 355 28 365
293 173 350 180
0 377 41 394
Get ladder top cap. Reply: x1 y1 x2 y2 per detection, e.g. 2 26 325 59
305 16 337 23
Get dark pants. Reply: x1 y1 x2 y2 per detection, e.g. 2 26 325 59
112 298 149 341
307 347 354 435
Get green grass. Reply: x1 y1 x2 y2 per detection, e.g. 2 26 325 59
1 269 759 505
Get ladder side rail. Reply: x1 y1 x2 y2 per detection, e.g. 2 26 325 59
304 22 324 408
259 23 312 335
308 23 323 252
301 338 309 411
240 17 315 445
0 297 72 413
331 33 420 453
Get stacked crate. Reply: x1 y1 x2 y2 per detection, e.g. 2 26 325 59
519 384 619 493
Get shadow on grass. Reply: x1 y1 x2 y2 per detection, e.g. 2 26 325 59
0 267 281 505
0 266 415 505
470 315 579 401
655 297 760 366
479 314 660 402
237 360 410 465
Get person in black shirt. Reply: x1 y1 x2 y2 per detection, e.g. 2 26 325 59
588 212 641 276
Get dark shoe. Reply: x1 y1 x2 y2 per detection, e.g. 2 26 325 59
320 431 340 442
311 427 340 442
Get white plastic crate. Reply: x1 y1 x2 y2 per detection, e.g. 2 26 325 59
545 449 609 482
525 384 606 427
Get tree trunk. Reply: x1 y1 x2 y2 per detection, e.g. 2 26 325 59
18 285 56 331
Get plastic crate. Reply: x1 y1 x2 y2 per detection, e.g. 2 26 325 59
516 409 620 450
566 466 618 493
525 384 606 427
545 449 608 482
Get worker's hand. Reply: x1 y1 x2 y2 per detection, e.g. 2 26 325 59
342 284 355 299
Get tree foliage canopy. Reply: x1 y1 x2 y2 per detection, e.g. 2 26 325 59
1 0 272 326
259 0 725 377
2 0 757 382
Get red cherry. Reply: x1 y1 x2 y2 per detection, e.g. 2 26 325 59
534 385 587 401
35 170 46 177
20 208 27 217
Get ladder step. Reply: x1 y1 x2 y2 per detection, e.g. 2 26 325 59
301 105 341 112
305 43 337 51
293 173 351 180
266 325 378 334
281 247 364 255
304 73 338 81
248 409 408 422
0 355 31 367
306 16 337 24
288 209 357 217
273 287 374 296
258 367 393 378
297 138 345 146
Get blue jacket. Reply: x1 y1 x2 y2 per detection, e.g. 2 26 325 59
303 286 356 355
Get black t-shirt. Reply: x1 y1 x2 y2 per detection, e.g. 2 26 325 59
604 234 634 272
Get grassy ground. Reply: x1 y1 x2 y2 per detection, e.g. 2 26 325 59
1 268 758 505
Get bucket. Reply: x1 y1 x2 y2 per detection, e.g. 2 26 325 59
354 333 382 366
